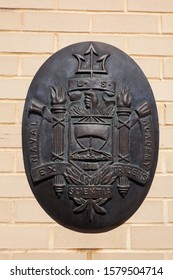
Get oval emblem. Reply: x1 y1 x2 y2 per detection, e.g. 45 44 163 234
22 42 159 233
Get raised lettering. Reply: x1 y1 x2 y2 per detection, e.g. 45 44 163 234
28 122 39 164
29 129 37 136
101 81 107 88
48 165 56 173
143 118 153 171
77 80 84 87
39 168 46 176
30 155 38 163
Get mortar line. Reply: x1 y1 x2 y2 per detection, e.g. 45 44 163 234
126 226 131 250
124 0 128 13
163 199 169 224
89 14 92 33
48 227 54 250
86 250 92 260
158 15 162 34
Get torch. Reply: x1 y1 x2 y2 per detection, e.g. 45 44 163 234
51 85 66 198
117 88 132 198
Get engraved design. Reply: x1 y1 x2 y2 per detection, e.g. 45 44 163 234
74 44 110 77
27 43 153 222
65 165 115 221
117 88 132 197
51 85 66 198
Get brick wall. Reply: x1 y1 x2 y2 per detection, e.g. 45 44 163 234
0 0 173 260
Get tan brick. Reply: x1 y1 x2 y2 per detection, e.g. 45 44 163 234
13 251 87 260
166 252 173 260
23 12 89 32
128 37 173 56
53 226 127 249
127 200 164 224
92 251 164 260
92 14 159 34
0 11 21 30
0 0 54 9
0 56 18 76
0 151 14 172
148 175 173 198
0 225 49 249
16 102 24 123
0 103 16 123
14 200 53 223
59 0 124 11
164 151 173 173
0 200 12 222
160 127 173 148
165 103 173 124
0 79 31 99
162 15 173 34
0 33 54 53
21 56 49 76
0 125 21 148
164 59 173 78
15 150 24 172
156 103 165 125
150 81 173 102
133 58 160 79
168 200 173 222
156 150 164 173
58 34 125 50
0 175 32 198
0 253 11 260
131 226 173 249
128 0 173 12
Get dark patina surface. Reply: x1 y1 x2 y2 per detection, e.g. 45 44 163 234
22 41 159 233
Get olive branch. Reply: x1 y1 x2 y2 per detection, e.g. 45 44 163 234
65 165 117 186
65 165 117 222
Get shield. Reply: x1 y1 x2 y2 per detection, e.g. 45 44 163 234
22 41 159 233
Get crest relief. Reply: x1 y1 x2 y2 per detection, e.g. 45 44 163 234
22 42 159 233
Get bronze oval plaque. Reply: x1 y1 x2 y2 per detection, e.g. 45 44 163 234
22 42 159 233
